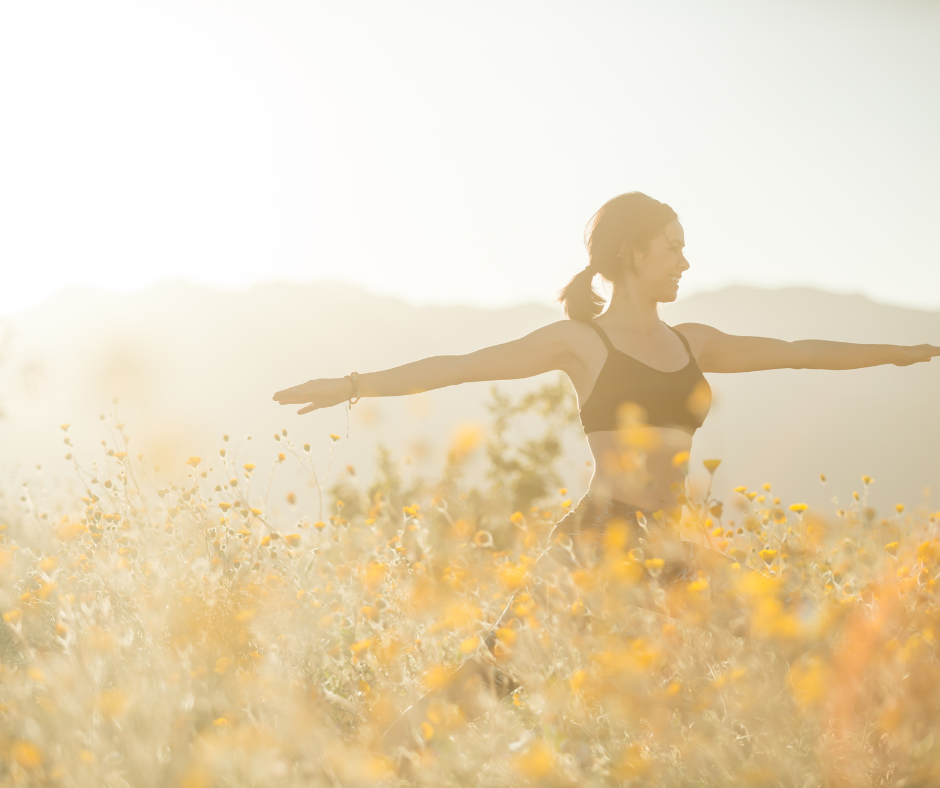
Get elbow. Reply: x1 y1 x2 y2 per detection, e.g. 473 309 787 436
445 354 475 387
787 341 810 370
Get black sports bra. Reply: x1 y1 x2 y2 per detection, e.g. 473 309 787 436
579 321 712 435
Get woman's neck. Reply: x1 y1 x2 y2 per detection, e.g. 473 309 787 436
600 290 663 334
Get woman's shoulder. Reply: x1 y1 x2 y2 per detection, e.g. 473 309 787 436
555 317 607 345
669 322 720 359
539 319 609 364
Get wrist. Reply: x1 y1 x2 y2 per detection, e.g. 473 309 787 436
890 345 909 365
889 345 918 366
344 372 361 403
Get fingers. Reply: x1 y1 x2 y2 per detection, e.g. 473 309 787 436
273 382 314 402
297 404 317 415
917 345 939 362
273 389 304 402
273 389 310 404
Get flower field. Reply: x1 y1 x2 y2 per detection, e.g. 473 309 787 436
2 384 940 787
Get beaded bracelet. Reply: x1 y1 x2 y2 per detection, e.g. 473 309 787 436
341 372 360 440
344 372 361 405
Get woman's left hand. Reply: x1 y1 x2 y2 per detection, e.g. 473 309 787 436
893 344 940 366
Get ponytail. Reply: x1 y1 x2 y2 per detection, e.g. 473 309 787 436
557 266 606 322
557 192 677 322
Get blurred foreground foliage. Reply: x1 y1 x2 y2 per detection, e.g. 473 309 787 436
1 378 940 787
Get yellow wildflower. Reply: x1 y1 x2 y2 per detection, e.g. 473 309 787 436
671 450 690 468
214 656 234 674
496 627 517 645
350 638 373 655
499 562 529 590
448 423 484 463
459 637 479 654
11 741 43 768
514 741 556 778
569 670 586 692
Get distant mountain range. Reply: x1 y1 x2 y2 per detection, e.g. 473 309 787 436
0 282 937 519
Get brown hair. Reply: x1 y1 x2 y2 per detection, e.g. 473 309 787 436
557 192 678 322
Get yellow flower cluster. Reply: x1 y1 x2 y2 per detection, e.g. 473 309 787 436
2 412 940 786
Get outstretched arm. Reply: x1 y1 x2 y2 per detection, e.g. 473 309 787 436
675 323 940 373
273 321 575 414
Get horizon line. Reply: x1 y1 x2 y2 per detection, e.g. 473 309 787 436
3 278 939 320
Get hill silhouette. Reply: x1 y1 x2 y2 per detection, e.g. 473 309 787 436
0 282 937 517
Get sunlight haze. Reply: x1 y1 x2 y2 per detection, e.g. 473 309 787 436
1 0 938 315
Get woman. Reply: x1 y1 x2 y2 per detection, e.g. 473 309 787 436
273 191 938 740
274 191 937 535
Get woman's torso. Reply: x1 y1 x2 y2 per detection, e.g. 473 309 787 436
562 318 711 512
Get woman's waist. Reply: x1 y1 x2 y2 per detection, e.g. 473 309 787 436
587 432 691 481
583 489 656 517
585 475 682 514
562 489 681 537
586 425 695 451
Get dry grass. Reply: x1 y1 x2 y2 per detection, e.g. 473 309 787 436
2 392 939 787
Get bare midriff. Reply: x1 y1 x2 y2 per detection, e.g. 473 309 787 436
586 426 692 513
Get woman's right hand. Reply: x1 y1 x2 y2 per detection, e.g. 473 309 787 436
273 378 352 415
892 344 940 366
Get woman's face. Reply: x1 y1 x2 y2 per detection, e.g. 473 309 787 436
623 219 689 303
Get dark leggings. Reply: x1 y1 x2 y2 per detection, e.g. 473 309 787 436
382 492 811 744
543 490 684 572
487 490 778 643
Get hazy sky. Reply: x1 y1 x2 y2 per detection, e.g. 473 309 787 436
1 0 938 316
